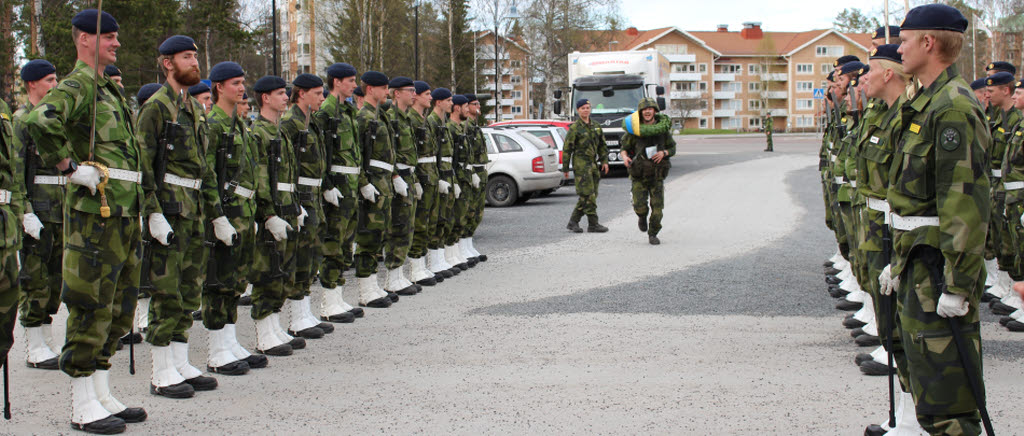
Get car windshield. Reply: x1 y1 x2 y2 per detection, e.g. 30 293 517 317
575 87 644 114
517 132 554 150
520 129 558 149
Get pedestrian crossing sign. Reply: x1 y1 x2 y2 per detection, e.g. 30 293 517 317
813 88 825 99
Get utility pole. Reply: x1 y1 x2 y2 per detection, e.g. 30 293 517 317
414 1 420 78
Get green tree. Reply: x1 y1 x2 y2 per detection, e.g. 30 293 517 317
832 8 880 33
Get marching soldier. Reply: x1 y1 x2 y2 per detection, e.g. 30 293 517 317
563 99 609 233
15 59 62 370
201 61 268 373
763 115 773 152
461 94 488 263
426 88 458 279
620 98 675 245
444 95 471 270
314 63 363 323
26 9 146 433
383 76 420 295
405 81 440 286
0 61 22 414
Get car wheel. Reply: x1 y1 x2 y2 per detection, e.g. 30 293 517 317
486 175 518 207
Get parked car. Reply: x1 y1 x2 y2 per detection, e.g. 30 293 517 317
490 120 574 187
482 127 562 207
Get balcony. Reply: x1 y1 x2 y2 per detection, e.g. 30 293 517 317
763 91 788 99
765 108 789 116
760 73 788 81
670 72 701 82
664 54 696 63
476 50 510 60
480 69 510 76
713 91 736 99
670 91 702 99
713 109 736 117
713 73 736 81
480 83 514 91
486 98 515 106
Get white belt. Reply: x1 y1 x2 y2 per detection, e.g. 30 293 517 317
834 177 847 185
228 184 255 199
330 165 359 175
1005 181 1024 190
830 154 837 162
163 173 202 190
297 177 322 187
107 168 142 183
34 175 67 185
0 189 9 204
440 157 453 163
276 183 295 192
849 180 857 188
867 197 890 213
395 163 415 172
992 169 1003 177
369 159 393 172
891 213 940 231
417 157 436 164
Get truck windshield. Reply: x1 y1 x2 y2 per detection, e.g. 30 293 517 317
575 87 644 114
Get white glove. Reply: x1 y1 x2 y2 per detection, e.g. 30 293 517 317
1019 211 1024 227
148 213 174 246
413 183 423 200
471 173 481 188
360 184 380 202
265 216 292 241
323 187 343 207
211 216 237 246
393 176 409 197
298 206 308 228
438 180 451 195
453 183 462 199
878 264 899 296
22 213 43 239
68 164 101 194
936 293 969 318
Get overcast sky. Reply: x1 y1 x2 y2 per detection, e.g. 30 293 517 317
620 0 897 32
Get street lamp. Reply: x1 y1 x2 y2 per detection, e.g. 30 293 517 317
493 2 520 122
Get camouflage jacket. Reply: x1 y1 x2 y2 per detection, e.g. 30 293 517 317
991 106 1022 192
848 100 889 206
407 107 438 183
314 94 363 191
856 99 901 203
386 104 418 171
27 60 143 217
1001 118 1024 204
834 113 858 203
206 103 258 218
887 65 991 298
563 117 608 172
620 114 676 160
251 114 299 221
137 84 221 220
0 100 22 250
427 111 455 183
465 118 491 167
281 105 325 216
356 102 396 197
447 118 472 185
15 102 64 223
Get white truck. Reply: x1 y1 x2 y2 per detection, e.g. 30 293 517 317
553 49 669 166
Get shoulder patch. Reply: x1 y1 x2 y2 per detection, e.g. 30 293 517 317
64 80 80 89
998 127 1005 133
0 113 9 121
909 123 921 134
940 127 961 151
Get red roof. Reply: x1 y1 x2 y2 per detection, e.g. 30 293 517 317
583 27 871 57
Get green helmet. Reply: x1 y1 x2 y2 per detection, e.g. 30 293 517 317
638 97 659 111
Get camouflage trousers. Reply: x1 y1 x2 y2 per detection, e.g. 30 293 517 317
249 215 298 320
0 246 18 365
466 168 487 235
447 173 472 246
18 223 63 327
432 173 455 249
831 188 850 259
1005 201 1024 280
631 176 665 236
319 180 358 288
145 217 204 347
571 164 601 222
202 214 255 330
896 246 984 436
355 194 392 277
764 133 773 151
410 164 439 258
60 211 141 378
821 172 834 232
984 188 1009 267
385 174 416 269
840 201 859 270
287 199 322 300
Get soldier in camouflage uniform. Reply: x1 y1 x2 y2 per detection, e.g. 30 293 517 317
981 71 1021 310
563 99 609 233
405 81 441 286
763 115 773 152
877 6 991 434
14 59 62 370
280 73 336 338
461 94 489 263
383 76 420 296
444 95 471 270
0 87 22 382
426 88 458 279
353 71 398 308
620 98 674 245
202 61 268 373
315 63 363 323
26 9 146 433
1000 79 1024 332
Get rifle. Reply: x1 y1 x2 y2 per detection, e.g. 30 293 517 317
265 118 286 279
295 105 313 204
204 106 240 293
140 89 185 296
881 213 896 429
18 134 38 285
324 97 341 192
360 104 379 203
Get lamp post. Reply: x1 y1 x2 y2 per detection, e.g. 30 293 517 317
272 0 279 76
414 0 420 78
493 2 519 122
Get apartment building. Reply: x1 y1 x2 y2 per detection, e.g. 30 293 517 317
476 31 531 121
278 0 332 81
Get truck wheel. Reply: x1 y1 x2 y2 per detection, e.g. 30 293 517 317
486 175 518 207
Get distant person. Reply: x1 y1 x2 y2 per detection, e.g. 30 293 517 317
620 98 674 245
563 99 609 233
763 115 773 152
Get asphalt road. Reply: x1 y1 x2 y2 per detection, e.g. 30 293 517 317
4 134 1022 435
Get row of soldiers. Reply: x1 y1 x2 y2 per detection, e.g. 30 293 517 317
0 9 492 434
819 6 994 436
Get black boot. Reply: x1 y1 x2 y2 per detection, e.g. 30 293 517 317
586 216 608 233
72 416 127 434
566 220 583 233
638 215 648 232
648 235 660 245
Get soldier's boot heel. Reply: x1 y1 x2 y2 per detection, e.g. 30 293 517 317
567 221 583 233
171 342 218 391
648 235 660 245
71 375 127 434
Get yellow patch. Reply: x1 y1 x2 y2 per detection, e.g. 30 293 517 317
841 117 847 123
1017 131 1022 136
998 127 1005 133
909 123 921 134
0 113 9 121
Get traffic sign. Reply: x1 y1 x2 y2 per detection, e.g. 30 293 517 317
813 88 825 99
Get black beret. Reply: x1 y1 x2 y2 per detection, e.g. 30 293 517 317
388 76 414 89
21 59 56 82
826 70 835 82
72 9 118 34
242 92 249 101
353 86 364 97
209 61 244 82
326 63 357 79
833 55 861 68
293 73 324 89
188 83 211 96
986 71 1015 87
872 26 900 40
464 93 478 103
840 61 866 75
987 61 1016 75
323 88 330 98
159 35 198 56
576 98 590 109
970 78 987 90
452 95 469 105
253 75 287 93
414 80 430 94
361 71 389 87
137 83 162 106
431 87 452 100
104 64 121 77
869 45 902 63
901 4 968 33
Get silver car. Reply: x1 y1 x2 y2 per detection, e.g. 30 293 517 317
482 127 562 207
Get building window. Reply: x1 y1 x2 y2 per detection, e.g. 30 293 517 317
749 99 763 110
511 90 522 100
722 82 742 92
821 63 832 74
719 64 741 74
655 44 689 54
748 64 761 75
795 115 815 127
301 43 310 55
796 99 814 110
510 75 522 84
749 117 762 128
723 118 742 129
815 45 844 57
749 82 762 92
722 99 741 110
510 59 522 69
511 106 523 115
699 118 708 128
699 63 707 73
796 81 813 92
796 63 813 74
